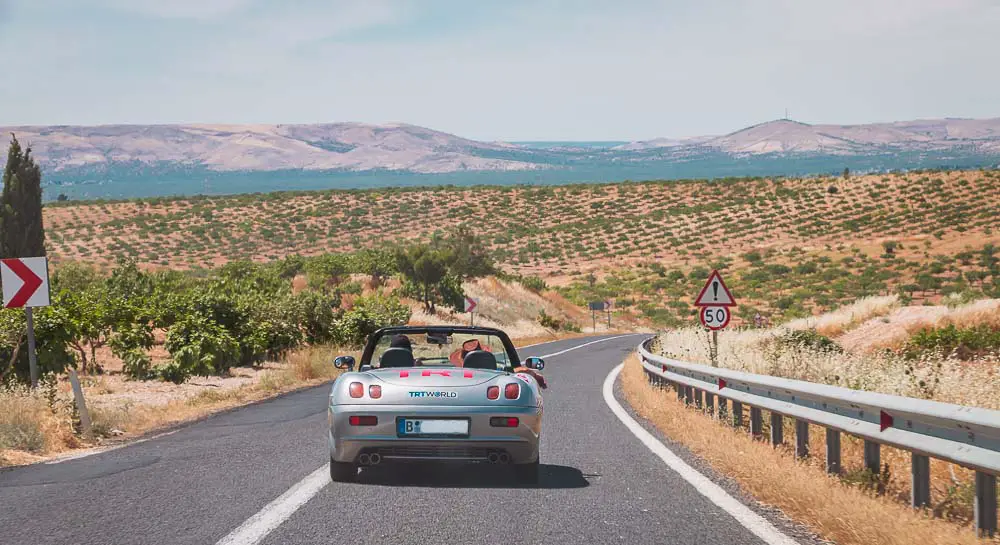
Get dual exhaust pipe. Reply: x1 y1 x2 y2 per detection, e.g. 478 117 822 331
358 453 382 466
487 452 510 464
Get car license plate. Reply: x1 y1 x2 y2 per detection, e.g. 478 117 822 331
397 418 469 436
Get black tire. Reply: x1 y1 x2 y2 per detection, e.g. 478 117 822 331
330 459 357 483
514 459 539 485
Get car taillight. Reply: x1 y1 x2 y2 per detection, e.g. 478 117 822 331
490 417 519 427
504 383 520 399
487 386 499 400
349 415 377 426
369 385 381 399
349 382 364 398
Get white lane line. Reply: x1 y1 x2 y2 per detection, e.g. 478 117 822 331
213 334 639 545
602 363 800 545
215 464 331 545
538 334 642 358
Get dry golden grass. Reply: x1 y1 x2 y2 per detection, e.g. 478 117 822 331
785 295 901 337
620 353 997 544
0 385 70 454
655 298 1000 410
916 298 1000 332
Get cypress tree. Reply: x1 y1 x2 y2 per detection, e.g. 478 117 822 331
1 134 46 258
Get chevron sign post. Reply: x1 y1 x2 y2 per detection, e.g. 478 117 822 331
464 296 478 326
1 257 51 388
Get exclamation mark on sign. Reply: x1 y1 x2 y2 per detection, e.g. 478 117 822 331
713 281 719 301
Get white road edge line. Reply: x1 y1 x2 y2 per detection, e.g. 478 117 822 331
602 363 800 545
213 334 638 545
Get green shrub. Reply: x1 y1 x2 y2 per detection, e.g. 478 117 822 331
518 275 548 293
164 315 240 378
903 324 1000 360
776 329 843 353
333 293 411 347
109 322 155 379
538 310 563 330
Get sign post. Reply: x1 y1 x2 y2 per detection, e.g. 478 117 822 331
694 270 736 367
464 296 478 326
588 301 605 332
1 257 51 389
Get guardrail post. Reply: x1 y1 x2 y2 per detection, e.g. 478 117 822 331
684 386 693 406
731 401 742 428
705 392 715 417
675 383 684 401
826 429 841 474
911 454 930 509
975 471 997 538
717 397 728 421
750 407 762 438
864 441 880 474
770 412 784 446
795 419 809 459
694 388 702 409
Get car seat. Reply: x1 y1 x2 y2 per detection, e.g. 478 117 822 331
462 350 497 370
379 347 415 368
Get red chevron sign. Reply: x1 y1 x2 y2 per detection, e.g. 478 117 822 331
1 257 50 308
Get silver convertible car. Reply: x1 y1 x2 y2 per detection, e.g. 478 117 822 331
328 326 546 484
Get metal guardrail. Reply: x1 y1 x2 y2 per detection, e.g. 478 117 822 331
637 338 1000 538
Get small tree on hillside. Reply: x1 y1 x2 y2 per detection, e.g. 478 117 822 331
435 226 495 279
0 134 46 258
395 244 450 312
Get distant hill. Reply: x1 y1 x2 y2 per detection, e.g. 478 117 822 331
0 122 543 175
620 117 1000 155
4 117 1000 200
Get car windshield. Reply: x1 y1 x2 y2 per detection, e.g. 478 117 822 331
372 332 511 369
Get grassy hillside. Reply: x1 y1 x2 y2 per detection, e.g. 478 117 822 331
44 169 1000 325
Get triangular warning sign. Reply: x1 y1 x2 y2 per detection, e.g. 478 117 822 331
694 270 736 307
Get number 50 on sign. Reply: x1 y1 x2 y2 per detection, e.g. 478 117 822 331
700 306 730 330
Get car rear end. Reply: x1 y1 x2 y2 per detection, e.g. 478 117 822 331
328 368 542 470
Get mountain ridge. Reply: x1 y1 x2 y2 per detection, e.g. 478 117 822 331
4 116 1000 179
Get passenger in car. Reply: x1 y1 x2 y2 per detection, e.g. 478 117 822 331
449 339 490 366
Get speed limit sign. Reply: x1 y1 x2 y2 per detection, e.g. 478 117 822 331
700 305 730 330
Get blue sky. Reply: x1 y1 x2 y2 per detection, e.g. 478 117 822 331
1 0 999 141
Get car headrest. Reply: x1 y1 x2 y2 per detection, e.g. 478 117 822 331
379 347 415 368
462 350 497 370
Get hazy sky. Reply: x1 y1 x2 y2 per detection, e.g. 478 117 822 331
2 0 999 140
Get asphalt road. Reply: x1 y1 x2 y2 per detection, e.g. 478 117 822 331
0 334 797 545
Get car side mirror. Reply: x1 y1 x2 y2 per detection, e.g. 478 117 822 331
524 356 545 371
333 356 356 371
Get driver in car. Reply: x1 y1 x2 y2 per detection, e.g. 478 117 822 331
389 334 424 366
